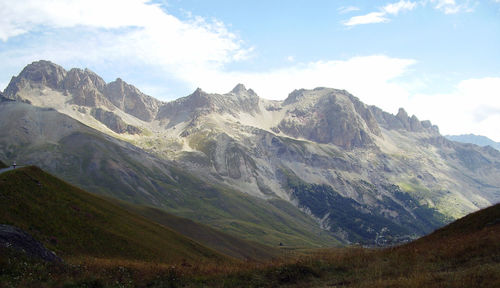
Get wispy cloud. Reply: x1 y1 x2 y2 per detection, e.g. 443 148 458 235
343 0 476 27
343 0 417 26
383 0 418 14
344 12 390 26
429 0 476 14
337 6 360 14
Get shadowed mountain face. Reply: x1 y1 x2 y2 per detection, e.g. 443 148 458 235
2 60 500 246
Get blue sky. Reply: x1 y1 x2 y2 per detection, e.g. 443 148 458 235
1 0 500 140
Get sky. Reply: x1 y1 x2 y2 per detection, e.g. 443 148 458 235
0 0 499 141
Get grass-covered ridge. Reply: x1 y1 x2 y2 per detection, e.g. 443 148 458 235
0 166 225 263
115 202 281 261
2 200 498 287
0 160 7 168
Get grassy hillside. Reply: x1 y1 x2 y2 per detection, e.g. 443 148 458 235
2 201 498 287
416 202 500 240
0 166 225 264
0 160 7 168
118 203 280 261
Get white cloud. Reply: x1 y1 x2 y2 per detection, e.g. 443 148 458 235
0 0 250 70
427 0 476 14
337 6 360 14
344 12 390 26
191 55 417 110
406 77 500 141
384 0 418 14
343 0 476 27
344 1 416 26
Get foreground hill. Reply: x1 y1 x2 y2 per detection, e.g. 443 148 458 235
2 198 498 287
0 166 226 263
3 60 500 245
115 202 280 261
0 165 280 263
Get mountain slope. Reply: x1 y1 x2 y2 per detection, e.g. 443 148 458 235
118 202 280 260
411 202 500 244
0 166 224 263
0 99 340 247
3 60 500 246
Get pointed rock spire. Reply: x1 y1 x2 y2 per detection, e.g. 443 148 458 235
231 83 247 94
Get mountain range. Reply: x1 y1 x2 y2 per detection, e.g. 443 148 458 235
446 134 500 151
1 60 499 246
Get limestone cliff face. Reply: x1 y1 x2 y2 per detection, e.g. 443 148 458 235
90 108 141 134
4 60 67 100
4 60 161 123
156 84 260 126
369 106 439 134
278 88 381 149
63 68 111 108
105 78 160 122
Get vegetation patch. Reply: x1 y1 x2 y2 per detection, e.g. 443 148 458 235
0 166 225 263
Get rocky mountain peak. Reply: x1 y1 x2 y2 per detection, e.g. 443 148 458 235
396 107 409 120
105 78 161 122
192 87 207 97
283 89 307 105
277 88 381 149
229 83 258 99
231 83 247 94
64 68 106 93
369 106 439 134
18 60 67 88
3 60 67 98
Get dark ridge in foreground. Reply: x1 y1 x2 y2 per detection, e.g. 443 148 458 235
0 166 226 263
1 188 499 287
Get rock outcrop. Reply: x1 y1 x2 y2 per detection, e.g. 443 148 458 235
3 60 67 100
90 108 141 134
369 106 439 133
157 84 260 126
0 224 62 262
105 78 160 122
278 88 380 149
3 60 161 122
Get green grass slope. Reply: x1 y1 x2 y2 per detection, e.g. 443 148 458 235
0 166 225 263
117 202 280 261
416 202 500 241
1 190 498 287
0 160 7 168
